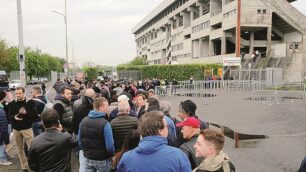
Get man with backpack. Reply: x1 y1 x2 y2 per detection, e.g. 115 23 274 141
31 86 47 137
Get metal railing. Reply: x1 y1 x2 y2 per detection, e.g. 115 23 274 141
155 80 306 96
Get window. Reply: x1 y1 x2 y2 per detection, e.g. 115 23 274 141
257 9 261 14
263 9 267 14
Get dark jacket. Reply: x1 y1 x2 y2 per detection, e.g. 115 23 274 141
54 96 73 132
299 156 306 172
32 95 47 122
0 103 9 145
117 136 192 172
78 110 115 160
72 96 93 134
28 129 78 172
8 98 36 131
109 108 137 121
180 134 203 170
133 105 146 119
110 114 138 152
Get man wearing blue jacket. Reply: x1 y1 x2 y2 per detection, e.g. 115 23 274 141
117 111 191 172
78 97 115 172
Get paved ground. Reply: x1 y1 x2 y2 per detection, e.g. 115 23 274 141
1 85 305 171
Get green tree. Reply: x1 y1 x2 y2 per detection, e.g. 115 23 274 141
82 67 98 81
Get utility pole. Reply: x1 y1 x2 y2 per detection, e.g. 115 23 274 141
17 0 26 86
53 0 68 75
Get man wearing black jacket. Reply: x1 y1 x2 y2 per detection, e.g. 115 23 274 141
28 109 78 172
8 87 36 172
31 86 47 136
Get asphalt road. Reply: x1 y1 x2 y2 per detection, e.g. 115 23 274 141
1 86 305 172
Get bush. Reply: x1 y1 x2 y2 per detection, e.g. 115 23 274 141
117 64 222 80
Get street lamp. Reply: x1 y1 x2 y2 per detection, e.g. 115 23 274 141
52 0 68 74
16 0 26 86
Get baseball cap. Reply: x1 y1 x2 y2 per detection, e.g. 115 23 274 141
176 117 200 128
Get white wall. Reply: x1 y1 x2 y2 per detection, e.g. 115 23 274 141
283 31 302 42
271 43 286 57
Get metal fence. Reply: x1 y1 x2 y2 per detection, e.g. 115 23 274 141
155 80 306 96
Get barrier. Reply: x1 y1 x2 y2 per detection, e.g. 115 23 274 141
155 80 306 96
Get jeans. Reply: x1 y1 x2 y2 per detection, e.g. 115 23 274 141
32 121 43 137
0 145 8 161
79 150 112 172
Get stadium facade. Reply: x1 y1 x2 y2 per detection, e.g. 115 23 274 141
132 0 306 81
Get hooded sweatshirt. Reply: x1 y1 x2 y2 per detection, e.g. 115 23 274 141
192 151 235 172
117 136 192 172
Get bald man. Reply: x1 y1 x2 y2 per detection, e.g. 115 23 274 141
110 101 139 152
72 89 96 135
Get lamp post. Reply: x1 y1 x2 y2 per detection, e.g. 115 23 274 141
52 0 68 75
16 0 26 86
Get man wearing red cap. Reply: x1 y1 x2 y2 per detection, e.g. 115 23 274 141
176 117 203 170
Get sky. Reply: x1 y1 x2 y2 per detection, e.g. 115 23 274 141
0 0 305 67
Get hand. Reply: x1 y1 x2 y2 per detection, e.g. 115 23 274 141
15 115 22 121
19 108 27 115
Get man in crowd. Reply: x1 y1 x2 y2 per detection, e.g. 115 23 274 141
8 87 36 172
193 129 235 172
72 88 96 135
78 97 115 172
110 101 138 152
31 86 47 136
176 117 202 169
177 100 208 145
28 109 77 172
117 111 191 172
0 90 11 166
54 86 73 133
109 95 137 121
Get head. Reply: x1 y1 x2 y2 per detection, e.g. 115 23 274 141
41 109 60 129
160 101 171 115
118 101 130 114
93 97 109 113
194 129 225 158
15 87 25 101
178 100 197 120
32 86 42 98
0 90 6 102
146 98 159 110
136 94 146 107
148 89 155 98
60 86 72 101
139 111 168 138
84 88 96 99
176 117 200 140
117 95 129 103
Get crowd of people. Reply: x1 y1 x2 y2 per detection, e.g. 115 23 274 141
0 77 304 172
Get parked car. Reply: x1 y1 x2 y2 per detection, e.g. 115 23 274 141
9 80 23 90
0 70 9 91
29 78 40 85
39 77 48 82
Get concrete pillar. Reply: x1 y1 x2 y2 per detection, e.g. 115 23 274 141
190 11 194 21
199 38 203 58
249 31 254 54
209 40 214 56
267 27 272 52
221 31 226 55
199 6 203 16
